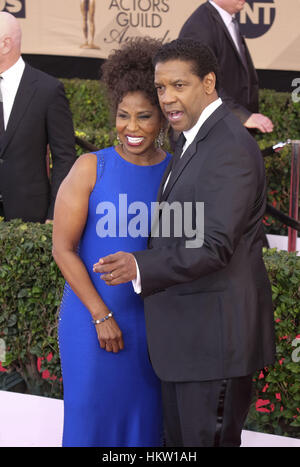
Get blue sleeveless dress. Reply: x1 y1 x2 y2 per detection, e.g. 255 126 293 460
58 147 171 447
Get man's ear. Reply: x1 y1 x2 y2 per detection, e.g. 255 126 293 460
0 36 13 55
203 72 216 95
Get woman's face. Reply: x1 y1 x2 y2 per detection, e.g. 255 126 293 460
116 91 163 162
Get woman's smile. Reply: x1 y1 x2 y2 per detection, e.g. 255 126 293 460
125 135 146 146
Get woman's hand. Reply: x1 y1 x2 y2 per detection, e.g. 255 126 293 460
94 316 124 353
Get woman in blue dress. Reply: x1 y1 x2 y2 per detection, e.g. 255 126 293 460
52 38 171 447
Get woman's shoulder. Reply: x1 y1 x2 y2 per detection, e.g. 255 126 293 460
65 152 98 192
74 152 98 171
72 146 116 188
77 146 114 162
74 146 114 167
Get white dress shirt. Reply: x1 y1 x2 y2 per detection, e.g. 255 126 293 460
1 57 25 129
182 97 223 155
209 1 242 54
132 97 223 294
162 97 222 192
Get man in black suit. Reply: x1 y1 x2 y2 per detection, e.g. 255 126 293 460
93 39 276 447
179 0 273 134
0 12 76 223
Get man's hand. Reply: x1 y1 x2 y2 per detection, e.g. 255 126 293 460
93 251 137 285
244 113 274 133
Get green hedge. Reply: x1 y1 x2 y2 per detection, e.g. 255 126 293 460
0 219 299 437
257 90 300 236
62 78 117 154
62 79 111 132
0 220 64 397
61 79 300 236
245 248 300 437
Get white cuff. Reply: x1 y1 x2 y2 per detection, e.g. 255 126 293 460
132 257 142 294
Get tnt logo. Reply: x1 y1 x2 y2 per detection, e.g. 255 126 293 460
236 0 276 38
0 0 26 18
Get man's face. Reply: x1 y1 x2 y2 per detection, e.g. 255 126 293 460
154 59 211 133
214 0 246 15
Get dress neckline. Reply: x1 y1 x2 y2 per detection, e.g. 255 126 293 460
112 146 169 168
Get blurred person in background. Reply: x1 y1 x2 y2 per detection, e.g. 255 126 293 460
179 0 274 134
0 12 76 223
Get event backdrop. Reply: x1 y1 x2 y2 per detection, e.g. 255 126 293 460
1 0 300 71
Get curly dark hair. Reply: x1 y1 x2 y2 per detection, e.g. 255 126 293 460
101 37 163 116
153 38 220 91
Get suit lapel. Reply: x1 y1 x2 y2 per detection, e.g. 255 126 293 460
206 2 248 72
156 157 173 202
0 64 38 157
161 104 229 202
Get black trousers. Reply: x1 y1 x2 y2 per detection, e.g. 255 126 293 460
161 374 253 447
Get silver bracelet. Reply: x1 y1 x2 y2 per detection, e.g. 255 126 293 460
92 312 113 325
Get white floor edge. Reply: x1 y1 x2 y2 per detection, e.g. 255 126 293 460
266 234 300 255
0 391 299 448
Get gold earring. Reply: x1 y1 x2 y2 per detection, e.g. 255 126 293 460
156 129 165 148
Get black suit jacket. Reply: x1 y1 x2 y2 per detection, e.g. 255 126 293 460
179 1 259 123
0 63 76 222
134 104 275 382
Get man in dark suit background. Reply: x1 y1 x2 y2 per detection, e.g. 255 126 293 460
93 39 276 447
0 12 76 223
179 0 274 134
